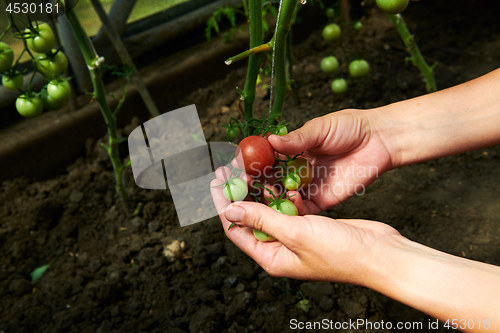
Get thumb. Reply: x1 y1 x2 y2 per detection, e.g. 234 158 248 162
268 118 326 155
224 201 299 243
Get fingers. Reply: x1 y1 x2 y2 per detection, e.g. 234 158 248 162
224 201 300 245
268 118 326 155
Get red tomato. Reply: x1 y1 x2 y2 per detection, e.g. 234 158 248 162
237 135 275 176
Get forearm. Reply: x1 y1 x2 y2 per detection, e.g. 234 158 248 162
365 235 500 332
371 68 500 167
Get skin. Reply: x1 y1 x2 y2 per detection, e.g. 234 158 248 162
211 68 500 332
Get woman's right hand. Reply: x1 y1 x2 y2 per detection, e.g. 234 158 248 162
268 109 394 214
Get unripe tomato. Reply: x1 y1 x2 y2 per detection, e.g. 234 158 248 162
285 158 314 188
276 125 288 136
47 79 71 103
226 125 241 140
34 50 68 79
0 42 14 73
41 86 66 110
222 178 248 202
320 56 339 74
331 78 348 94
348 59 370 78
16 93 43 118
25 22 56 53
2 72 23 90
354 21 363 31
270 199 298 216
253 229 275 242
376 0 409 15
322 24 341 42
283 172 301 191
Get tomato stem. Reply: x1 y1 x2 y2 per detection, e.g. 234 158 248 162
388 14 437 93
241 0 264 122
63 0 129 202
269 0 297 124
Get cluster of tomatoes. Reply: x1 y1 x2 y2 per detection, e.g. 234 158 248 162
0 21 71 118
319 9 370 95
221 133 313 242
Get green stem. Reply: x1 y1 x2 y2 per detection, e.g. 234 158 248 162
225 42 271 65
63 0 129 201
388 14 437 93
242 0 263 122
269 0 297 123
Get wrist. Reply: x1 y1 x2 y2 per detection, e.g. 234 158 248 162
364 105 409 169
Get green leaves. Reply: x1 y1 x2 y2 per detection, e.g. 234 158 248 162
205 6 237 41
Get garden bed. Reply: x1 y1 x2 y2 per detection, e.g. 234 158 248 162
1 1 500 332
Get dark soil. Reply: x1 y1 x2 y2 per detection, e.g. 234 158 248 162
2 1 500 332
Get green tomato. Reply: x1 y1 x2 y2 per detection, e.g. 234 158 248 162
16 93 43 118
283 172 301 191
325 8 335 17
223 178 248 202
253 229 275 242
269 199 298 216
47 79 71 103
2 72 23 90
348 59 370 78
320 56 339 74
376 0 409 14
0 42 14 73
331 78 348 94
34 50 68 79
226 125 241 140
41 85 67 110
354 21 363 31
276 125 288 136
322 24 341 42
25 22 56 53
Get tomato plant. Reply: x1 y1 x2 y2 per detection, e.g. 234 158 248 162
25 22 56 54
322 23 341 42
348 59 370 78
2 72 23 90
376 0 409 15
331 78 348 94
15 92 43 118
237 135 275 176
320 56 339 74
34 50 68 79
0 41 14 73
223 178 248 202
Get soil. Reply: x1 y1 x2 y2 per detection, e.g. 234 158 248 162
2 1 500 332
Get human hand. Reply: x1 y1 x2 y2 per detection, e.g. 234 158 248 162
268 109 394 213
210 175 400 283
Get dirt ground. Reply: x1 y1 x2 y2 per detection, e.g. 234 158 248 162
1 1 500 332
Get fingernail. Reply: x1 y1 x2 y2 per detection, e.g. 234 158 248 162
278 135 290 142
225 204 246 222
